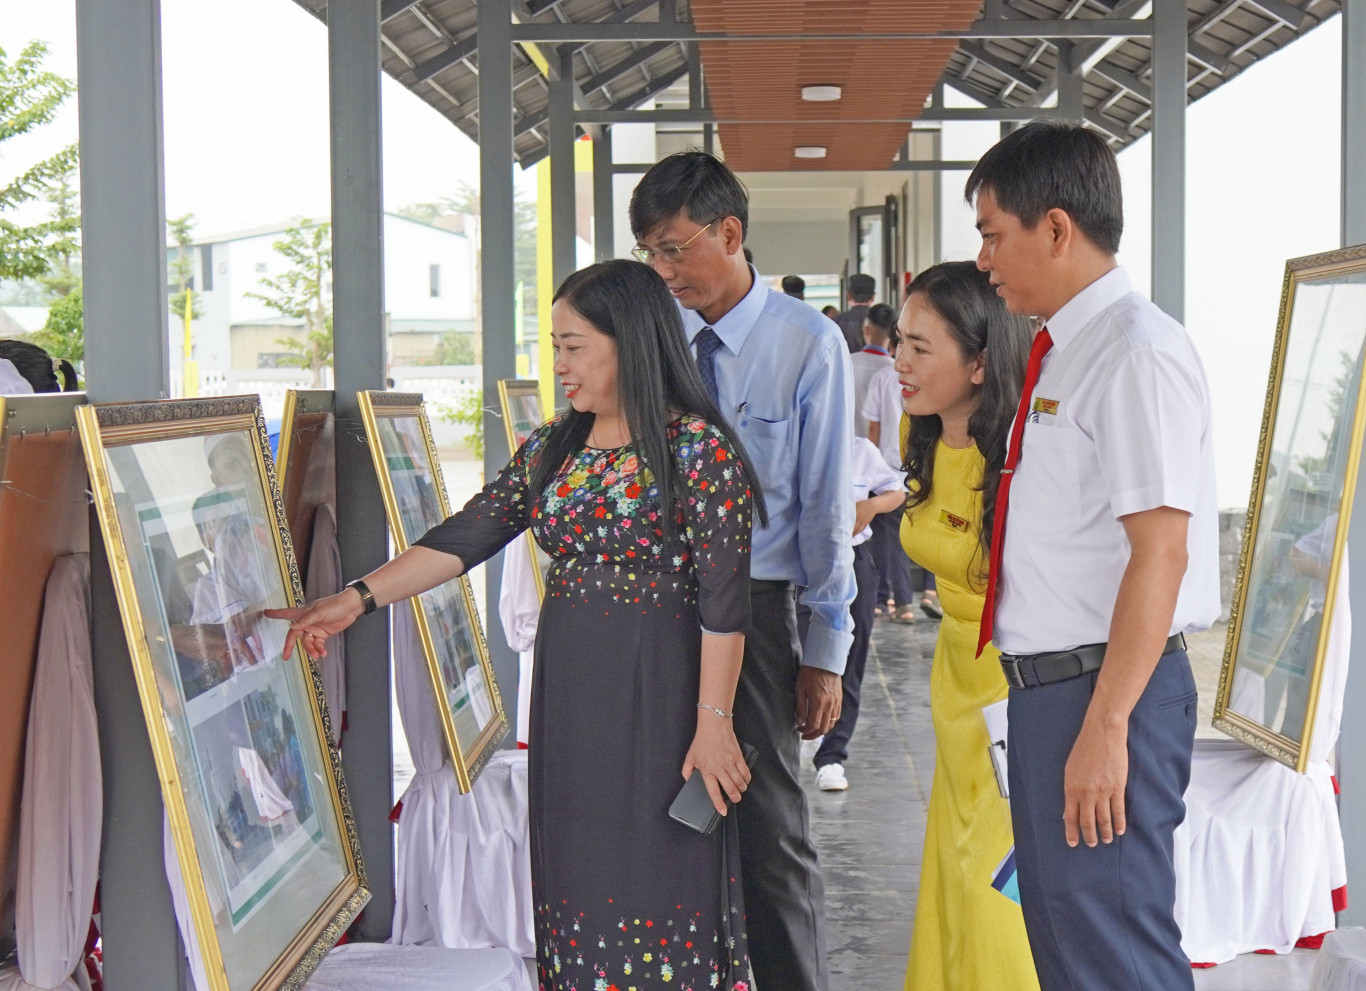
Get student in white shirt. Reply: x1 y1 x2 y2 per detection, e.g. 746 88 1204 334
969 121 1219 991
810 436 906 792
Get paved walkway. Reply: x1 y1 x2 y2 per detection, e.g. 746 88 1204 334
804 614 1317 991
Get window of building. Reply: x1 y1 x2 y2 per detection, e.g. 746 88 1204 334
429 264 441 298
201 244 213 291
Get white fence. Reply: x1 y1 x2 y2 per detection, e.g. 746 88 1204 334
169 365 483 449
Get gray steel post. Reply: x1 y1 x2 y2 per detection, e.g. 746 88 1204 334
1150 0 1186 322
550 47 578 286
1056 41 1084 122
593 128 615 260
75 1 182 988
478 0 521 709
1339 0 1366 929
328 0 394 937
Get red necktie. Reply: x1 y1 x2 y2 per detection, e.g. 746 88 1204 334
977 327 1054 657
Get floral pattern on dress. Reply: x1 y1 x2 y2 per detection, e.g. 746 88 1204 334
537 900 750 991
418 415 754 633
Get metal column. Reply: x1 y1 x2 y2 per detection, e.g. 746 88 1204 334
1150 0 1186 322
477 0 520 706
76 0 181 987
592 128 614 260
1338 0 1366 929
328 0 393 938
549 47 578 287
1056 41 1084 122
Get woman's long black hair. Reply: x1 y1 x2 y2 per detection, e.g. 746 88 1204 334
900 262 1030 583
0 339 78 392
529 259 766 541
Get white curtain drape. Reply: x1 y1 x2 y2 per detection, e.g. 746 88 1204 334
497 533 539 747
0 554 99 991
1174 554 1350 965
390 603 534 954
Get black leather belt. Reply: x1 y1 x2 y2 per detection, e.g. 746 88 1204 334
999 632 1187 690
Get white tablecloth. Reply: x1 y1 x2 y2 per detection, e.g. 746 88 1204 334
303 943 531 991
391 605 535 954
1310 928 1366 991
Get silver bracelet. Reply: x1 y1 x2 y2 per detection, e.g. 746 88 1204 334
697 702 733 719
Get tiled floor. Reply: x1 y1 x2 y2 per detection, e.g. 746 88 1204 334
805 615 1316 991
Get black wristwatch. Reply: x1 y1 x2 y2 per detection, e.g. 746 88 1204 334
345 578 378 615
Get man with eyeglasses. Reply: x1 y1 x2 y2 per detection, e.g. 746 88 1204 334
630 150 855 991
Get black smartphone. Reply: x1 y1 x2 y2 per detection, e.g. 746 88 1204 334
668 740 759 835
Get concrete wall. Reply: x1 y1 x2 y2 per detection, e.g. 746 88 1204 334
744 219 849 281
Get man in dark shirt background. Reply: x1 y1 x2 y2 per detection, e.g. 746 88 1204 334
835 272 876 353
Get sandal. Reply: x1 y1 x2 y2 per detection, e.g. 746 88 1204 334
892 605 918 624
920 591 943 620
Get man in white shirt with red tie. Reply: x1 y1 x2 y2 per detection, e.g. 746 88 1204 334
969 121 1221 990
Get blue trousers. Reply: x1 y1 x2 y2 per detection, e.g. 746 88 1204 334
1007 650 1198 991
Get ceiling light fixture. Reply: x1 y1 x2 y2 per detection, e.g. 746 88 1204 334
801 84 842 102
794 146 827 159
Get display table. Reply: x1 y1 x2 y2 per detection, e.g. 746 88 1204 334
1310 929 1366 991
302 943 530 991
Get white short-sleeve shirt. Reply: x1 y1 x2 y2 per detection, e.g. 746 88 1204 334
994 267 1221 655
861 364 904 470
851 436 906 546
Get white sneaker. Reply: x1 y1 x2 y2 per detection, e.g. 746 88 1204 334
816 763 848 791
799 735 823 766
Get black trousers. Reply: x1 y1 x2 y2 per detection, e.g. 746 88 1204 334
734 580 829 991
815 541 877 769
1009 650 1198 991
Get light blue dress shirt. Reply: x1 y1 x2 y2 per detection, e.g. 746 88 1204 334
680 266 856 674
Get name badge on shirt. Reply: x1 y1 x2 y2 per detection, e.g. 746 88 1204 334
1029 397 1060 423
939 509 970 533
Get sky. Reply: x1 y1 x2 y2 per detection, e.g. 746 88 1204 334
0 2 1348 508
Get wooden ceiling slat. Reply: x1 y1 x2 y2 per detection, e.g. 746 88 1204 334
692 0 978 170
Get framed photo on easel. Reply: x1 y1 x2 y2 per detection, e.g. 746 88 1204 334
1214 244 1366 770
77 395 367 991
497 378 552 601
357 390 508 792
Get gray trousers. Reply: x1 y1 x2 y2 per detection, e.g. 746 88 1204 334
734 580 829 991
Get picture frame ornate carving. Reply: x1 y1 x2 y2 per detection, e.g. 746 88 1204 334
77 395 368 991
357 391 508 792
1214 244 1366 770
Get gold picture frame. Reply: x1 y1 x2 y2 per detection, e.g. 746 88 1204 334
1214 244 1366 770
357 391 508 792
77 396 368 991
497 378 551 601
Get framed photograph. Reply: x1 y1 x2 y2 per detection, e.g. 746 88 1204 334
497 378 552 601
357 391 508 792
277 390 337 580
1214 244 1366 770
77 396 368 991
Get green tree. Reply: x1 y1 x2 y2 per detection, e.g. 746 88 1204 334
167 212 202 322
0 42 79 281
30 280 82 364
245 219 332 387
37 167 79 298
432 331 477 365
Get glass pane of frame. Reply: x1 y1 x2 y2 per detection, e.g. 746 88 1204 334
497 379 551 600
78 396 367 991
357 391 508 792
1214 245 1366 770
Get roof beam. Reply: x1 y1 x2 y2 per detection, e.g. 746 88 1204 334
1089 60 1152 101
380 0 421 23
956 40 1042 92
409 32 477 84
1247 0 1311 30
579 41 674 97
509 20 1156 43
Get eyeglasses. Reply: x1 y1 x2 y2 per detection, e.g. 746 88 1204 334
631 220 717 265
